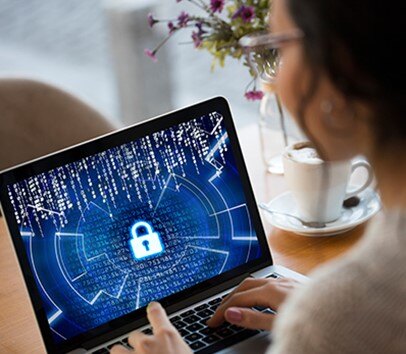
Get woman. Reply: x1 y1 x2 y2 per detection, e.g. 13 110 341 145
112 0 406 352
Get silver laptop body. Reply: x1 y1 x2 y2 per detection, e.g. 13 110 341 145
0 97 307 354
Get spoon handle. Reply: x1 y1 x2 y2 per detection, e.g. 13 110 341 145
258 203 326 228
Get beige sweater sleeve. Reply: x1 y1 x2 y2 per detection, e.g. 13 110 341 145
267 211 406 354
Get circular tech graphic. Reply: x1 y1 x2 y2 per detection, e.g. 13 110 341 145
11 112 261 342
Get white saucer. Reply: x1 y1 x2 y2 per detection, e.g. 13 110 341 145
261 187 381 236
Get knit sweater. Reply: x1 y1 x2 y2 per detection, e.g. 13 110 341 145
268 210 406 354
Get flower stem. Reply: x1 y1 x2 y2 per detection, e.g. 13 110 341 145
245 76 257 92
153 30 179 53
189 0 211 13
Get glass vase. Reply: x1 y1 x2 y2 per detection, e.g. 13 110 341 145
259 83 303 174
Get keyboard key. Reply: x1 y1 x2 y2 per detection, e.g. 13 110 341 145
200 326 216 335
202 334 221 344
210 304 221 311
200 322 230 335
142 328 152 335
229 324 244 332
121 338 133 349
180 310 195 318
221 293 230 299
178 328 190 337
197 309 214 318
107 341 122 349
199 328 261 353
253 305 267 311
208 297 222 305
186 323 204 332
184 315 200 324
185 333 203 342
267 273 278 278
92 348 108 354
199 317 211 325
216 328 234 338
263 308 277 315
190 340 206 350
216 322 231 330
173 320 187 329
170 315 181 323
195 303 209 311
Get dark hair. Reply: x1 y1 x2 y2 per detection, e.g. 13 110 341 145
286 0 406 155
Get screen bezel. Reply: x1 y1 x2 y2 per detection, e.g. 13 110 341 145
0 96 272 353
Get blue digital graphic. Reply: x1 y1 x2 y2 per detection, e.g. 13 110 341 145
7 111 261 343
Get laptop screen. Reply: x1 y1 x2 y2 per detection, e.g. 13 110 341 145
3 102 264 346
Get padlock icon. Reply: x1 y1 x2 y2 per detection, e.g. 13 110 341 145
129 221 164 260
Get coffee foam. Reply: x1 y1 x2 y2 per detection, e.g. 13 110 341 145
286 145 323 164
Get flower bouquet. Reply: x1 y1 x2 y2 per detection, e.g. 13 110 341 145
145 0 275 100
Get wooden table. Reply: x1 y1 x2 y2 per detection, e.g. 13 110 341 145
0 124 367 353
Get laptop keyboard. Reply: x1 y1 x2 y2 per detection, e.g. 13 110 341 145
92 273 280 353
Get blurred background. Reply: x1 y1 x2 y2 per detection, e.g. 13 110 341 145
0 0 260 128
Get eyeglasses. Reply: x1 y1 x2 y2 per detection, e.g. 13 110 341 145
239 29 304 82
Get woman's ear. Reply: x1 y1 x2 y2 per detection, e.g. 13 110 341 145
319 97 356 136
301 76 368 161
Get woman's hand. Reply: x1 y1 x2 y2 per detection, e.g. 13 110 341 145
110 302 192 354
207 277 299 330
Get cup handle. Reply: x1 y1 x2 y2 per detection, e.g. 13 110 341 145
345 160 373 198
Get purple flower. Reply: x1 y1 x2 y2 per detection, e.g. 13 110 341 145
144 49 158 62
147 13 158 28
210 0 225 13
177 11 189 28
196 22 205 33
191 22 207 48
192 31 203 48
244 90 264 101
168 21 177 34
232 5 256 23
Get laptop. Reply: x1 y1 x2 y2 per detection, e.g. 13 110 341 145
0 97 307 354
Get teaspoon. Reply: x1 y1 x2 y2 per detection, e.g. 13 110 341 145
258 195 360 229
258 202 327 229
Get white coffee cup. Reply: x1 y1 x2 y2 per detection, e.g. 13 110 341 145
283 142 373 223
